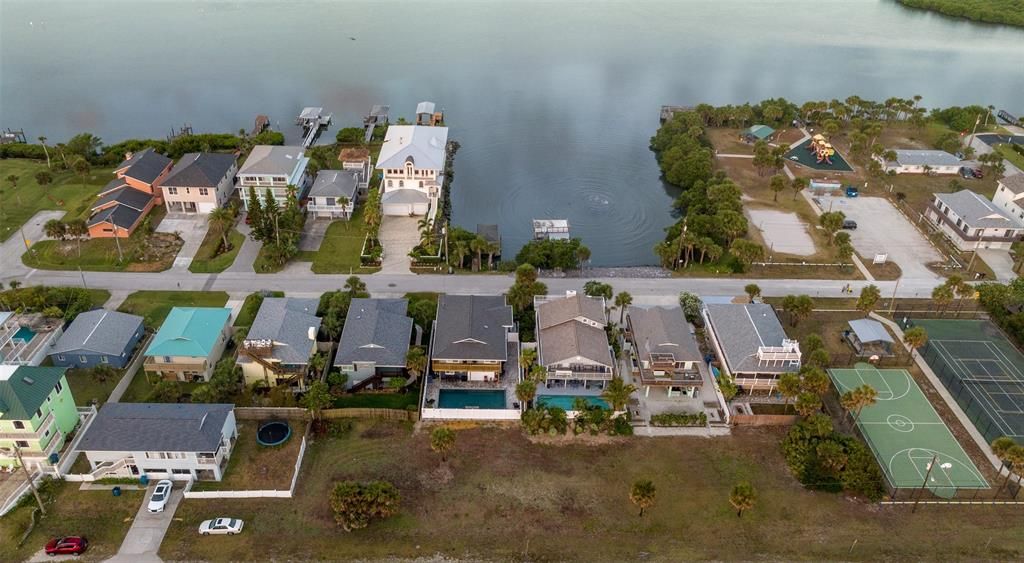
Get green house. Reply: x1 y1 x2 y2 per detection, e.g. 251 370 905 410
0 366 80 471
742 124 775 142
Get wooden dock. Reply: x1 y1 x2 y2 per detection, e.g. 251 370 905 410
0 128 27 144
167 123 193 141
660 105 694 123
363 104 389 143
251 115 270 136
297 107 332 148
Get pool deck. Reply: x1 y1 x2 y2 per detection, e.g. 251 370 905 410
424 341 521 410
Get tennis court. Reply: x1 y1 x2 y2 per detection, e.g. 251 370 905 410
829 363 987 493
910 319 1024 444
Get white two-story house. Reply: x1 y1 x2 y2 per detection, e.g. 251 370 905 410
992 173 1024 225
306 170 360 220
376 125 448 217
237 146 310 210
926 190 1024 251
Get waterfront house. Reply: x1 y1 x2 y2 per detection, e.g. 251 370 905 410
430 295 514 381
236 146 309 210
87 148 173 239
741 124 775 143
160 152 238 214
376 125 448 217
48 309 145 369
991 173 1024 224
532 219 570 240
335 298 412 390
626 305 708 399
76 402 236 482
535 292 614 391
338 147 372 194
844 318 895 357
112 148 174 201
876 149 961 175
144 307 231 382
0 366 79 472
703 303 801 393
307 170 360 220
926 190 1023 251
0 312 65 367
236 298 321 390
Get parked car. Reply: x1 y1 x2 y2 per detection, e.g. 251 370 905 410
972 168 984 179
44 536 88 556
147 480 174 513
198 518 245 535
842 219 858 230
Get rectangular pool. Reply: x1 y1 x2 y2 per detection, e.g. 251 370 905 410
13 326 36 342
536 395 609 410
438 389 506 409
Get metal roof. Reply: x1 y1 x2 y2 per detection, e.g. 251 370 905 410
847 319 894 344
0 366 67 421
416 101 436 115
50 309 144 356
335 299 412 367
935 190 1021 228
704 303 796 375
375 125 448 171
146 307 231 358
888 149 961 167
78 403 233 453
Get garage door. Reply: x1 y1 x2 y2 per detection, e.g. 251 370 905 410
383 203 429 216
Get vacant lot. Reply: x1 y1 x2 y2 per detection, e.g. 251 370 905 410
192 423 304 491
161 422 1023 562
0 159 113 242
117 290 229 328
189 227 244 273
311 207 376 274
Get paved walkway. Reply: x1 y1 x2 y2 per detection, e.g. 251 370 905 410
107 484 184 563
378 216 418 275
157 214 206 270
227 218 262 273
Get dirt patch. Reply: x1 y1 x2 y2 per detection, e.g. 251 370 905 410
747 208 816 256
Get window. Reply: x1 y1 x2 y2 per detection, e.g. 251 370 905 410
35 408 42 419
56 355 65 361
54 380 63 393
326 197 335 206
172 468 192 475
199 188 209 196
399 180 404 188
101 356 109 364
419 181 423 188
163 356 172 363
13 421 24 430
387 180 392 188
167 187 178 195
79 356 88 363
16 441 29 448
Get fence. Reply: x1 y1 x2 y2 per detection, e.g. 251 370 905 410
421 408 522 421
184 435 307 500
732 414 800 426
234 406 308 421
889 304 987 321
321 408 419 422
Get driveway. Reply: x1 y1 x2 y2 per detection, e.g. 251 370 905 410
106 483 184 563
226 216 262 273
2 210 64 275
157 214 207 270
978 249 1017 283
379 215 419 275
299 218 330 251
817 195 941 282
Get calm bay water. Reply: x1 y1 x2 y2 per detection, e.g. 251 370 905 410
2 1 1023 265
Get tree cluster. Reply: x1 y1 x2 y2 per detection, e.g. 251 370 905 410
0 285 97 321
330 480 401 532
246 185 305 269
515 238 590 271
781 414 886 500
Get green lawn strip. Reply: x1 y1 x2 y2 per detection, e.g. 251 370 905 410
23 239 135 272
66 367 122 406
233 291 284 328
252 245 286 273
332 392 418 410
188 228 244 273
117 290 229 328
0 480 143 562
994 143 1024 171
311 208 372 274
118 374 205 403
0 159 114 242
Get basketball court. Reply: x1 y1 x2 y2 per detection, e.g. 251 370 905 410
829 363 987 494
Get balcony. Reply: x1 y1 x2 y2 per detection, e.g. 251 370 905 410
927 202 1023 243
145 357 208 373
0 412 55 441
17 429 64 460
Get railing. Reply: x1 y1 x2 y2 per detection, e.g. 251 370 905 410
306 203 354 213
144 358 208 372
18 430 64 459
0 412 54 440
926 202 1022 243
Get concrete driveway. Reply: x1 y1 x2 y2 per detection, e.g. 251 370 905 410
2 210 64 271
379 215 419 274
299 218 330 251
978 249 1017 282
106 482 184 563
818 195 941 281
157 213 208 270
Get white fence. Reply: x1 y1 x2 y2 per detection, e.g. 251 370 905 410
183 435 307 500
421 408 521 421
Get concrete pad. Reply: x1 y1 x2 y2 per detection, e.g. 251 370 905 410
298 219 330 251
157 214 208 270
379 215 420 275
746 208 816 256
1 210 65 278
110 483 184 561
978 249 1017 282
227 217 262 274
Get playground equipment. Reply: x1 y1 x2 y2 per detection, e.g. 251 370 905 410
806 134 836 165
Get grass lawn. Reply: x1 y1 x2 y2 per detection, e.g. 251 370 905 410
160 422 1024 561
994 143 1024 171
0 159 114 242
65 367 123 406
234 291 284 328
332 391 419 410
0 480 143 562
191 423 303 492
311 207 374 274
117 290 229 328
252 244 286 273
118 373 205 403
189 228 244 273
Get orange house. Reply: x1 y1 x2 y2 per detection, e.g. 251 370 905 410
87 148 172 239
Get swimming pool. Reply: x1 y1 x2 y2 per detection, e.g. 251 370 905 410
13 326 36 342
536 395 609 410
437 389 506 409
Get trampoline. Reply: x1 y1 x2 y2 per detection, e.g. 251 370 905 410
256 421 292 446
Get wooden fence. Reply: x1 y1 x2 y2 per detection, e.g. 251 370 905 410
321 408 419 422
234 407 308 421
732 414 801 426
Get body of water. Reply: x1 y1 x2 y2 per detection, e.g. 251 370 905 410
2 1 1022 265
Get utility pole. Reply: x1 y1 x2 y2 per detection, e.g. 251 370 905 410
912 454 938 513
78 266 88 290
112 224 124 262
19 225 30 252
888 278 901 315
2 444 46 515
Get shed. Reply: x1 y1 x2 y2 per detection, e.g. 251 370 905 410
845 318 895 356
742 124 775 143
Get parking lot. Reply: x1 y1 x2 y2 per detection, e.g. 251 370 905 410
817 195 941 281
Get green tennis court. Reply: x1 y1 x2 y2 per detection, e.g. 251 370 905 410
829 363 987 493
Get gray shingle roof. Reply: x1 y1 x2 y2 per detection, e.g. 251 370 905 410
431 295 512 362
536 294 611 367
334 299 412 367
376 125 448 170
87 204 145 230
309 170 359 200
704 303 796 375
238 146 305 176
0 366 67 421
627 305 702 363
888 149 961 167
162 152 237 189
93 186 153 212
935 190 1020 228
998 173 1024 195
243 298 321 365
78 403 233 453
847 319 894 344
50 309 143 356
115 148 172 185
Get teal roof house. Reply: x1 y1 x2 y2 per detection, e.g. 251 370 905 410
145 308 232 382
0 365 80 472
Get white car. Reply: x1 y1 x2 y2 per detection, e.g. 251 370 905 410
198 517 244 535
146 480 173 513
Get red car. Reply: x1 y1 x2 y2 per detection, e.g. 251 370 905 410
45 536 88 556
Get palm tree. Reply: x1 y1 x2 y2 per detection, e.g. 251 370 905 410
729 482 756 518
841 384 878 428
991 436 1017 498
528 364 547 384
35 136 50 169
72 157 90 188
469 236 487 272
795 392 822 417
66 219 88 257
43 219 66 240
515 380 537 408
629 479 656 517
484 239 500 270
449 239 469 269
207 206 235 253
931 283 954 313
344 275 367 297
429 426 456 463
519 348 537 372
614 291 632 325
576 245 591 269
1008 446 1024 499
405 346 427 383
856 284 881 315
601 377 636 412
744 283 761 303
777 373 800 408
903 326 928 353
5 175 20 206
34 170 53 191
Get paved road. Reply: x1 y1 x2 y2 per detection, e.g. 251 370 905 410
107 484 183 563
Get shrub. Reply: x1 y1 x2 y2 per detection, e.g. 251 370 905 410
650 412 707 427
330 480 401 532
336 127 365 144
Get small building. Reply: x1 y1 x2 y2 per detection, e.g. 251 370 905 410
532 219 570 240
377 125 448 217
236 145 310 210
0 366 79 472
535 292 614 391
626 305 708 399
87 148 174 239
926 190 1024 251
144 307 232 382
703 303 801 393
160 152 238 214
338 147 372 193
237 298 320 390
430 295 514 381
991 173 1024 224
741 124 775 143
844 319 895 357
76 402 237 482
48 310 145 369
877 149 961 175
306 170 360 220
415 101 443 126
334 298 413 390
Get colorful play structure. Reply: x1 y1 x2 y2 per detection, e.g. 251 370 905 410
806 134 836 165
